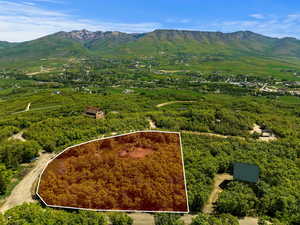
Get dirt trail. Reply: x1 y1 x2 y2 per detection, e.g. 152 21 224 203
202 173 233 214
156 101 196 108
27 68 53 76
128 213 259 225
130 213 155 225
128 212 258 225
8 131 26 142
25 103 31 112
182 130 229 139
12 103 31 115
182 130 245 140
147 118 157 129
180 214 197 224
0 153 54 213
239 217 259 225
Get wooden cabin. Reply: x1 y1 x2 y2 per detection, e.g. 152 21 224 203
85 106 105 119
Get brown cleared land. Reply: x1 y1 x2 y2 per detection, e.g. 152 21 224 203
38 132 188 212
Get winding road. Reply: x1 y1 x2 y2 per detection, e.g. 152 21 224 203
0 153 54 213
202 173 233 214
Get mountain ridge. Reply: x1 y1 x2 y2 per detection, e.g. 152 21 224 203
2 29 299 43
1 29 300 74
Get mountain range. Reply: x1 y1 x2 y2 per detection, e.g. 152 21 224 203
1 29 300 77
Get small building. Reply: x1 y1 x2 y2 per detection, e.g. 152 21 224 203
233 163 260 183
53 90 61 95
123 89 134 94
261 129 274 137
84 107 105 119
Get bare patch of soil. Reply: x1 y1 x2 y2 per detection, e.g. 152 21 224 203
130 213 155 225
148 118 157 129
180 214 197 225
250 124 277 142
239 217 259 225
119 147 154 159
8 131 26 142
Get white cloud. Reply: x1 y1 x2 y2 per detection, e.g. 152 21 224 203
189 14 300 39
1 1 299 42
180 19 191 24
32 0 64 3
285 14 300 23
165 18 191 24
0 1 161 42
21 0 65 4
250 14 265 19
22 1 36 6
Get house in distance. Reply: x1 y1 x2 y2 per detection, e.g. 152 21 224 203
84 106 105 119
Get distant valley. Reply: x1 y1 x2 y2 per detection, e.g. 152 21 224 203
0 29 300 80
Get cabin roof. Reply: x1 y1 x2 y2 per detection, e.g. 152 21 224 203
85 106 102 114
233 162 260 183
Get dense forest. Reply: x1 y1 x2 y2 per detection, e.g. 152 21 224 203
0 64 299 224
38 132 188 212
0 203 133 225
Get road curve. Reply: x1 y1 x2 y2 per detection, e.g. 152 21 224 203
0 153 54 213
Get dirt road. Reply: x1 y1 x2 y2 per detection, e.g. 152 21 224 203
239 217 259 225
180 214 197 224
130 213 155 225
25 103 31 112
8 131 26 142
182 130 246 140
12 103 31 115
182 130 229 139
202 173 233 214
0 153 54 213
147 118 157 129
156 101 196 108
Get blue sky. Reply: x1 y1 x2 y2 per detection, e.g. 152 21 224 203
1 0 300 42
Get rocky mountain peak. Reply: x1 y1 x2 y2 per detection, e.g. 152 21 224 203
66 29 101 41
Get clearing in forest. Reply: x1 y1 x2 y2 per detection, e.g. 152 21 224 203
37 131 188 212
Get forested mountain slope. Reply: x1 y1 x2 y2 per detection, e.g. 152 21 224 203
0 41 17 50
1 29 300 61
1 29 300 80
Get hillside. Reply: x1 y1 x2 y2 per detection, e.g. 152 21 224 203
0 41 17 50
1 29 300 58
0 34 88 61
1 29 300 79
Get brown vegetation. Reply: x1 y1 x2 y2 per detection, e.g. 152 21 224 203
38 132 188 212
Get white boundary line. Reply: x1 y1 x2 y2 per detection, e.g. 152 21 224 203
36 130 190 213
